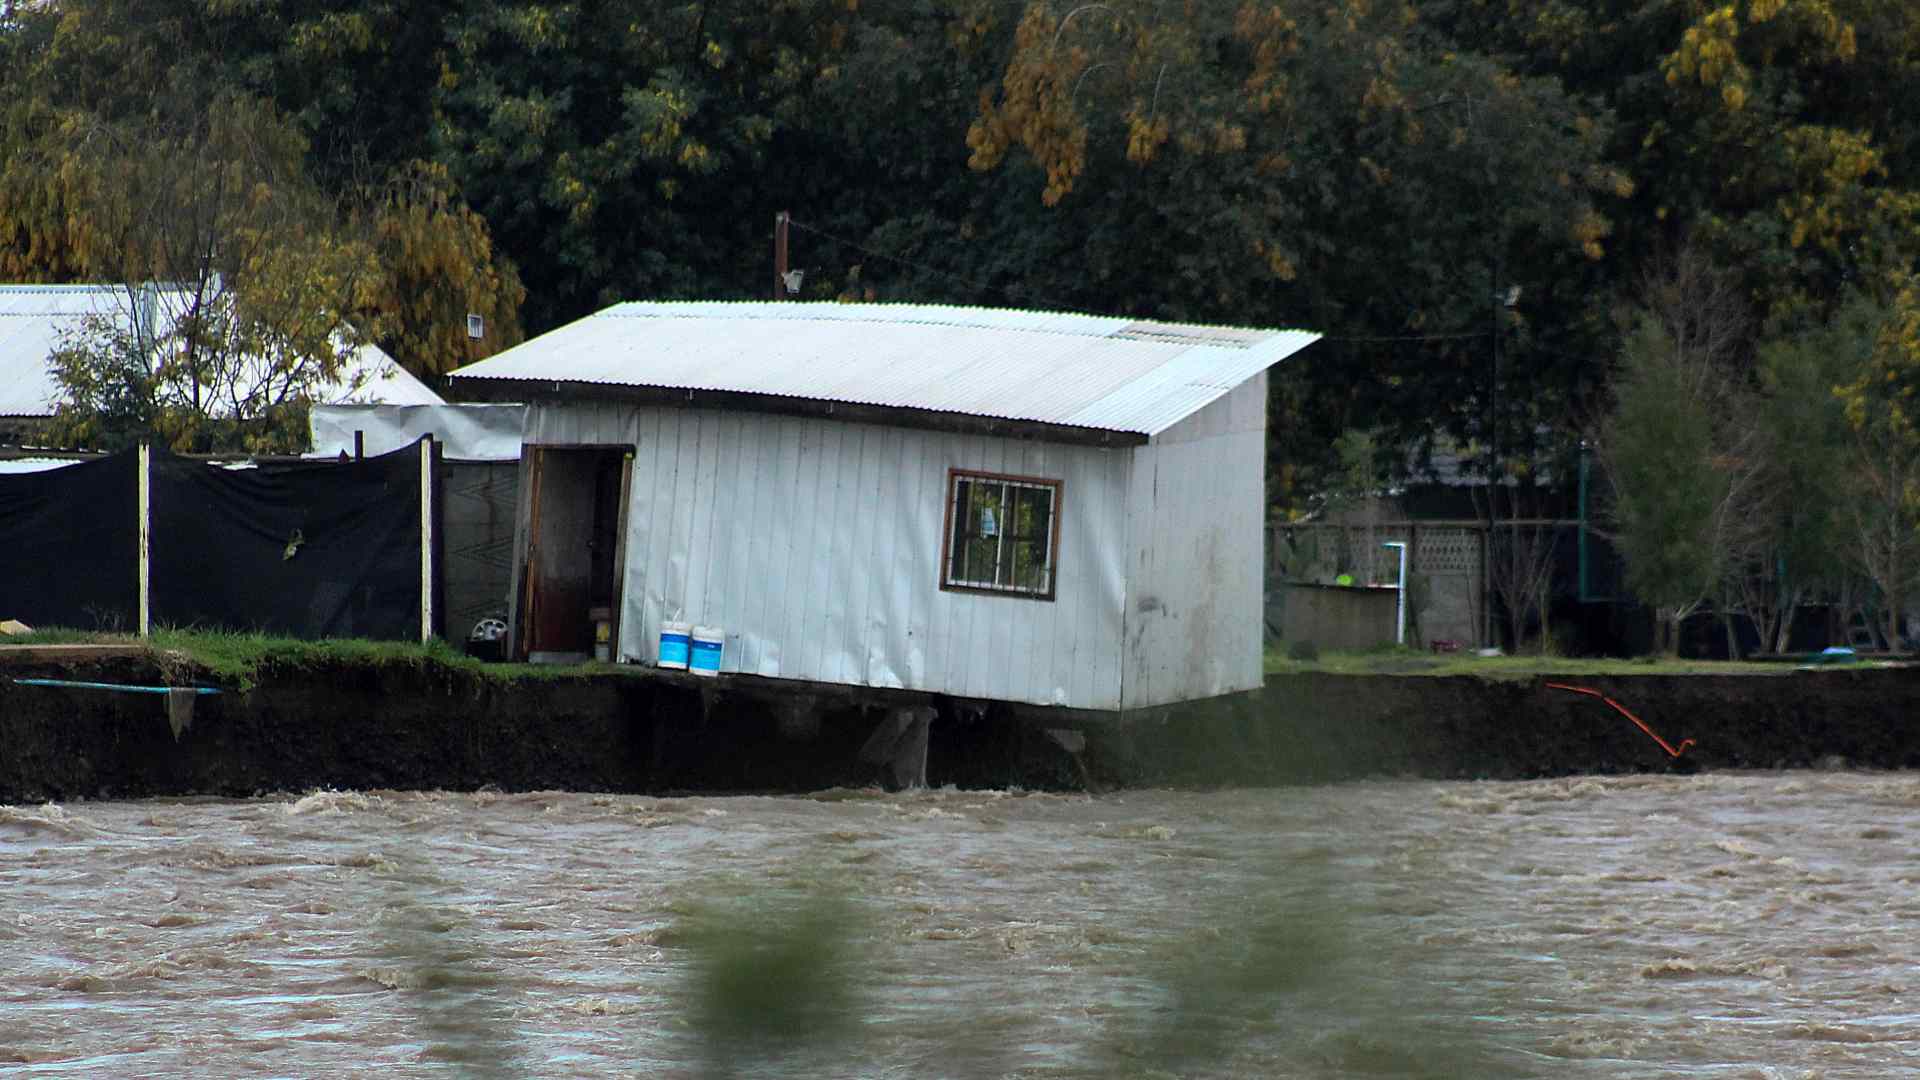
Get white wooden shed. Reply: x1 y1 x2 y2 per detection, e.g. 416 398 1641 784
449 302 1317 712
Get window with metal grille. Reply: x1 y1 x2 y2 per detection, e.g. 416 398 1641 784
941 469 1060 599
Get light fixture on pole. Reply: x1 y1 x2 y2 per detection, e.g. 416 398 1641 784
1382 541 1408 647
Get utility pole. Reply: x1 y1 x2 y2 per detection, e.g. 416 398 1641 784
1484 262 1499 649
773 211 790 301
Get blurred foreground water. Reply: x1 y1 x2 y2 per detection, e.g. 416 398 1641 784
3 773 1917 1077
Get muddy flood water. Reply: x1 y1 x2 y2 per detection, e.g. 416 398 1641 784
3 772 1918 1078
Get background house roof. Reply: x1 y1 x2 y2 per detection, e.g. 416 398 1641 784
0 284 442 418
448 302 1318 438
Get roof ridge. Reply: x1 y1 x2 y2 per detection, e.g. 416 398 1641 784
596 300 1294 342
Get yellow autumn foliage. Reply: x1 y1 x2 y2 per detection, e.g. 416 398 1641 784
370 162 526 378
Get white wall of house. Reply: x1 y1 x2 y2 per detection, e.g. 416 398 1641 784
525 402 1133 709
1119 373 1268 708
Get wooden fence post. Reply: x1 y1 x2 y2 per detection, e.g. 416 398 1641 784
137 442 151 638
420 436 434 642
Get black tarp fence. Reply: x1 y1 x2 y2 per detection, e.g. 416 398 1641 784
0 450 141 631
150 442 432 639
0 438 438 640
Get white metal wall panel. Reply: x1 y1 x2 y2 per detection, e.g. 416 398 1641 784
526 403 1130 709
1120 375 1268 708
309 404 526 460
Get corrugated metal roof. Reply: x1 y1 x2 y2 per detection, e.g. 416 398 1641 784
0 283 442 417
448 302 1318 437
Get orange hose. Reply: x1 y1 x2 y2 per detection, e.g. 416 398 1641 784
1546 682 1697 759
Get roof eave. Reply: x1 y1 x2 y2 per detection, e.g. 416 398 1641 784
446 376 1150 448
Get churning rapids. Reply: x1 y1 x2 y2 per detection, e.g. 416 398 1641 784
2 773 1917 1078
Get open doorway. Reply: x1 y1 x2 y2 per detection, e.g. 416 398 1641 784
517 445 630 663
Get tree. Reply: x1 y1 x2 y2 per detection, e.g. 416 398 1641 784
367 162 527 377
1748 302 1860 652
1599 253 1764 654
37 90 385 453
1830 285 1920 647
0 0 525 383
964 1 1628 508
1427 0 1920 331
1478 479 1561 654
429 0 870 330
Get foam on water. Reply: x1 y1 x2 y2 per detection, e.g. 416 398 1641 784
1 772 1917 1076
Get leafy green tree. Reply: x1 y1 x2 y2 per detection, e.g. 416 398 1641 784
1829 285 1920 646
1427 0 1920 330
0 0 524 382
367 162 527 377
1749 301 1861 651
428 0 870 330
37 91 385 453
1600 254 1762 654
964 1 1628 505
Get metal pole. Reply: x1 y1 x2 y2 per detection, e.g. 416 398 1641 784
773 211 790 300
1484 264 1498 647
137 442 151 638
1383 541 1408 646
1578 439 1591 603
420 435 434 643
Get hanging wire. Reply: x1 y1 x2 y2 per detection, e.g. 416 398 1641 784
1325 330 1492 343
788 215 1498 344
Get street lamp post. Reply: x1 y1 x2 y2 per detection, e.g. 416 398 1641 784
1383 541 1408 647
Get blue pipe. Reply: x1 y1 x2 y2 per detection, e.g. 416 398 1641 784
11 678 221 695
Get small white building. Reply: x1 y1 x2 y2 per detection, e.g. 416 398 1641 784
449 302 1317 712
0 283 442 441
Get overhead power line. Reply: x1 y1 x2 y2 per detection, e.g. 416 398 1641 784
784 215 1101 316
788 215 1498 345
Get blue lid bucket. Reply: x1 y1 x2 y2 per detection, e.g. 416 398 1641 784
658 621 691 670
690 626 724 677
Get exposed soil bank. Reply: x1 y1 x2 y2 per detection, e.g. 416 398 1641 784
3 654 1916 801
1097 669 1920 787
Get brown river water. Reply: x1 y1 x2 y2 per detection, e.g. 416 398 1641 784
2 772 1917 1078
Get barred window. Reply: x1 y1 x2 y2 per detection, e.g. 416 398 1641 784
941 469 1060 600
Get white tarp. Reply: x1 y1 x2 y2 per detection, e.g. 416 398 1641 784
308 403 527 462
0 458 81 474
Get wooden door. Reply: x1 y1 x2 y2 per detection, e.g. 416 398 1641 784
521 447 625 659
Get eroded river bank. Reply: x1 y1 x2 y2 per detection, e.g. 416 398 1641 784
3 654 1917 800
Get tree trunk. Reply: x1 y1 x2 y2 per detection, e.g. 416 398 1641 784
1887 532 1900 651
1723 610 1740 660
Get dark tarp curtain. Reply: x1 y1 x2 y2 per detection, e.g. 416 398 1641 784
149 441 428 640
0 439 434 639
0 451 140 631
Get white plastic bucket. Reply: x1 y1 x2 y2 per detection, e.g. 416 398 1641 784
658 621 691 670
689 625 724 677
